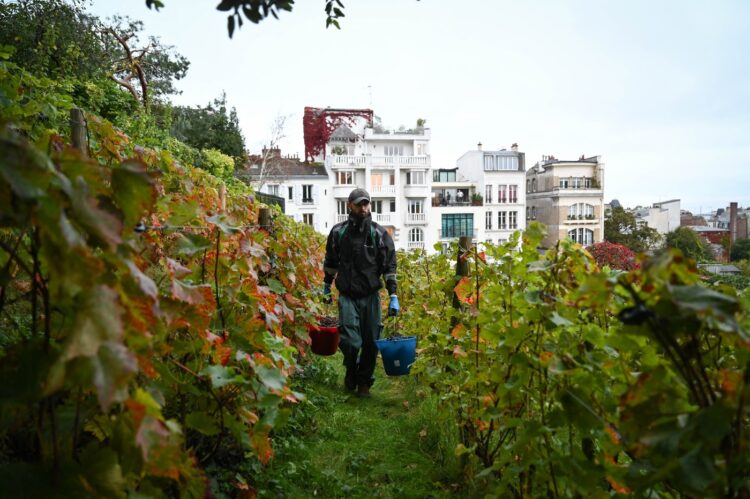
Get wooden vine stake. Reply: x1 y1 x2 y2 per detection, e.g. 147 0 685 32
259 207 271 229
69 108 88 157
451 236 472 326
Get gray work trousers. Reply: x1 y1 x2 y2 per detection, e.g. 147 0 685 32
338 292 383 387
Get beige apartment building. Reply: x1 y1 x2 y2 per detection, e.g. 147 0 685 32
525 155 605 248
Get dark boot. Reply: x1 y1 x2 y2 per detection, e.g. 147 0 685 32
344 370 356 392
357 384 371 398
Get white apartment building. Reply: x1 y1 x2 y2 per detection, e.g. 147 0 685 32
633 199 681 234
321 117 432 251
526 155 605 248
236 149 334 234
444 143 527 247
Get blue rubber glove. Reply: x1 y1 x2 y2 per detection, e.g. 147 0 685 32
323 283 332 304
388 294 400 317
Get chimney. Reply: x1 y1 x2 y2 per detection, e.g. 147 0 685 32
477 141 482 151
511 143 518 152
730 202 738 245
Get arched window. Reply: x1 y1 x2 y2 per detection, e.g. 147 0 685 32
531 206 537 219
409 227 423 244
526 179 531 193
568 228 594 246
568 203 594 219
531 178 537 192
526 207 530 219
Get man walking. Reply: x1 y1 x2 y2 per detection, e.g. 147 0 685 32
323 188 399 397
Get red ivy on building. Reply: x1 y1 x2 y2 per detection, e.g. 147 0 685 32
303 107 373 162
587 241 640 271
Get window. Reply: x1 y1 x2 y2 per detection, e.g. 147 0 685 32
384 145 403 156
509 211 517 229
288 186 293 200
526 179 531 193
484 154 518 171
390 200 396 212
303 213 314 226
585 177 593 188
302 185 313 203
531 206 537 219
372 200 383 214
268 184 279 196
409 228 423 243
485 211 492 230
417 143 426 155
485 184 493 204
568 203 595 219
526 207 530 220
560 178 569 189
497 211 507 229
532 178 537 192
433 170 457 182
336 171 354 185
337 200 348 215
509 185 518 203
441 214 474 238
408 200 423 214
568 228 594 245
406 170 426 185
498 185 507 203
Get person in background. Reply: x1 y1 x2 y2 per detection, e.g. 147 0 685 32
322 188 399 397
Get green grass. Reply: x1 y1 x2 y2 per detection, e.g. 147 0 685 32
248 355 470 499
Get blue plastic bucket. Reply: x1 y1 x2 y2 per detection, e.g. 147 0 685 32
375 336 417 376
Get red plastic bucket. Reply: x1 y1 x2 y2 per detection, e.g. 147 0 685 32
307 323 339 356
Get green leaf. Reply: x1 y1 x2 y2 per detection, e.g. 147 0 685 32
87 342 138 410
201 365 245 389
175 232 212 255
256 365 285 391
112 160 156 229
185 411 221 436
266 277 286 295
59 286 124 361
207 213 242 234
549 311 573 327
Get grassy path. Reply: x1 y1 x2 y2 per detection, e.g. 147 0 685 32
252 356 465 498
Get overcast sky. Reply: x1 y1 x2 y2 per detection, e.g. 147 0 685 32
89 0 750 214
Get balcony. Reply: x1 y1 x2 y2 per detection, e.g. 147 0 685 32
438 229 478 240
374 213 392 224
326 155 430 170
407 241 425 250
371 185 396 195
336 214 348 223
406 213 427 224
403 184 430 198
565 216 599 225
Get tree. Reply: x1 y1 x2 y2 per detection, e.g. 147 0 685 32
730 238 750 262
170 93 246 158
0 0 108 80
586 241 639 270
146 0 347 37
101 15 189 108
664 227 711 261
604 207 661 253
1 0 189 111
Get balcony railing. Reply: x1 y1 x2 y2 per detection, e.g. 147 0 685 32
407 241 425 250
371 185 396 195
374 213 392 224
406 213 426 224
336 214 348 223
438 229 478 240
326 155 430 169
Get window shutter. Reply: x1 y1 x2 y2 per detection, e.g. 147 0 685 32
313 185 319 205
294 184 302 205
